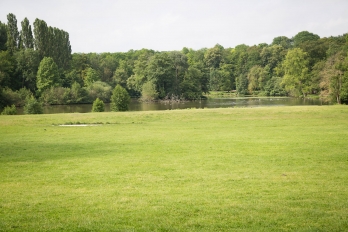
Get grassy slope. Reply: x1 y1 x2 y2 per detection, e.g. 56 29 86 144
0 106 347 231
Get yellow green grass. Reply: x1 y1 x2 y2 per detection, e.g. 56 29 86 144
0 106 347 231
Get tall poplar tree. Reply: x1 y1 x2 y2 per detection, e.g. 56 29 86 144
21 17 34 49
33 18 49 60
0 21 7 51
6 13 19 54
33 19 72 70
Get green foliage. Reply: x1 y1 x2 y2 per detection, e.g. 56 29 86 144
33 18 71 69
0 21 7 51
1 87 32 106
36 57 60 94
236 74 248 95
83 67 100 87
180 66 204 99
140 81 158 102
293 31 320 47
40 86 70 105
180 79 202 100
145 52 175 98
319 52 348 104
70 81 88 103
15 48 40 92
24 95 43 114
0 51 16 88
111 84 130 111
281 48 310 97
272 36 292 49
204 44 224 68
20 17 34 49
113 60 132 88
264 76 287 96
6 13 19 54
247 65 269 93
1 104 16 115
0 13 347 105
87 81 112 102
92 97 105 112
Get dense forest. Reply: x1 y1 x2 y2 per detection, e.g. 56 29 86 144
1 13 348 113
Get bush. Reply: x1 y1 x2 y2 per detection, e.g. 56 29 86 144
24 96 43 114
40 86 70 105
70 82 88 104
1 87 33 106
264 77 287 96
1 104 17 115
87 81 112 103
92 98 105 112
111 84 130 111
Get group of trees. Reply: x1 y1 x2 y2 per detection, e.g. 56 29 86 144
1 13 348 114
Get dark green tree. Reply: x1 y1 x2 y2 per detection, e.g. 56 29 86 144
6 13 19 54
169 51 188 96
20 18 34 49
293 31 320 47
236 74 248 95
111 84 130 111
15 48 40 91
0 50 16 88
272 36 292 48
0 21 7 51
33 18 49 60
204 44 223 69
145 53 175 99
113 60 131 88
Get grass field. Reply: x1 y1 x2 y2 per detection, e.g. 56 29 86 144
0 106 347 231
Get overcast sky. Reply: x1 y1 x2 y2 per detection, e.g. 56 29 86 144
1 0 348 53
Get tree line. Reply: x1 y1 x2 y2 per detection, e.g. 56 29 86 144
1 13 348 113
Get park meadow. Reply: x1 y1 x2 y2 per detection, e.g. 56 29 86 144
0 105 348 231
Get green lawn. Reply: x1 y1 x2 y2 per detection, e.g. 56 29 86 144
0 106 347 231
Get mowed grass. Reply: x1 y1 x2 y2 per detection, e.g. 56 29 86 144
0 106 347 231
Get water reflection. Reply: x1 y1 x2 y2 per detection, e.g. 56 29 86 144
16 97 327 115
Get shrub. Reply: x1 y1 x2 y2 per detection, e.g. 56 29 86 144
24 96 43 114
111 84 130 111
70 82 88 104
40 86 70 105
87 81 112 103
92 98 105 112
1 87 32 106
1 104 17 115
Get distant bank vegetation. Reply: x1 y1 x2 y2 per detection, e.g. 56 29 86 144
1 13 348 113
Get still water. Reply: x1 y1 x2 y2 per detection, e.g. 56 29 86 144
16 97 327 115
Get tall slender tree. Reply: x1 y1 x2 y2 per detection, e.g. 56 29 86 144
20 17 34 49
6 13 19 54
33 18 49 60
0 21 7 51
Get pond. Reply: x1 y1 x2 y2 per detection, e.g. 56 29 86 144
15 97 328 115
